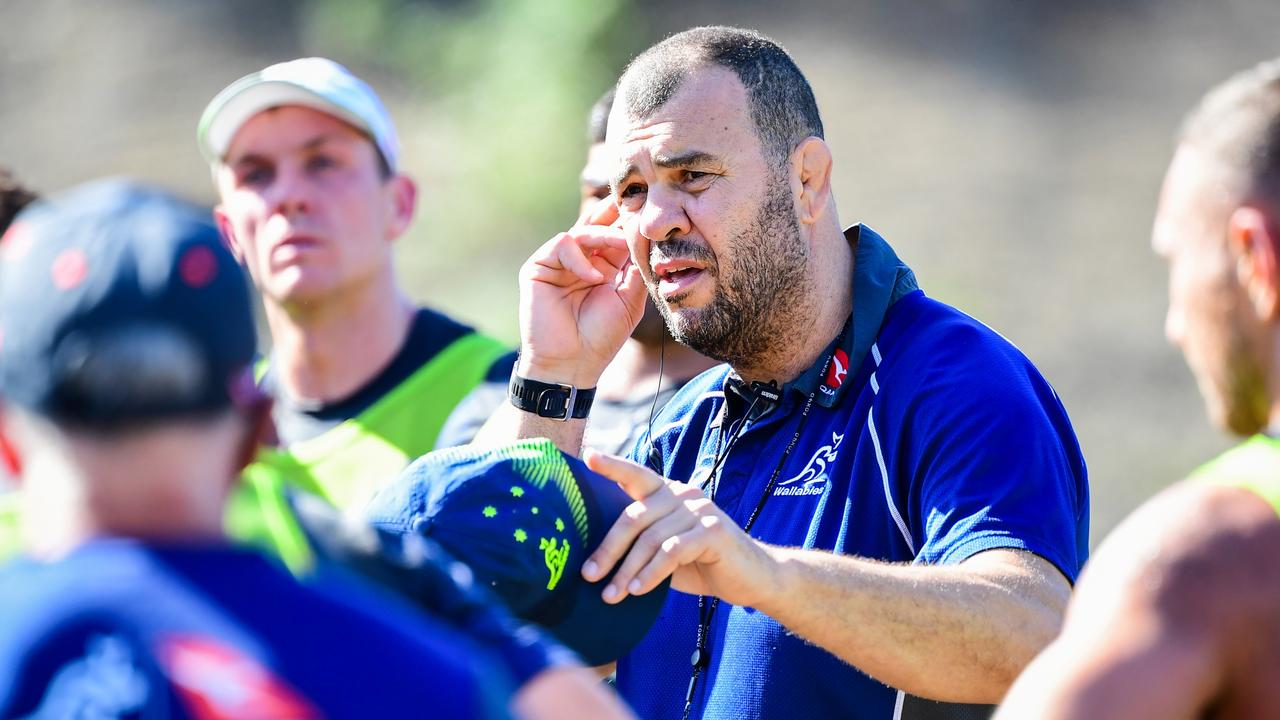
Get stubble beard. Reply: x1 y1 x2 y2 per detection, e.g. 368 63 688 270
651 179 810 369
1202 311 1270 437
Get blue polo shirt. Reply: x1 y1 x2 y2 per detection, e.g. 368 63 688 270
618 226 1089 720
0 540 510 719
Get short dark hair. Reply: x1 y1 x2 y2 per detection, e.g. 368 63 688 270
587 87 616 145
0 168 38 235
1180 58 1280 205
617 26 824 165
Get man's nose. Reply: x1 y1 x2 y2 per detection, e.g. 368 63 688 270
638 187 691 245
268 163 310 217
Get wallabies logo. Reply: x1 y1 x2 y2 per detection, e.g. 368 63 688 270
539 537 570 590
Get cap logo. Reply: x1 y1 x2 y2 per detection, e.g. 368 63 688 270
539 537 571 590
179 245 219 288
51 248 89 291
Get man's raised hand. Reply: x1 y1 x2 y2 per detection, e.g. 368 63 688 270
518 198 648 387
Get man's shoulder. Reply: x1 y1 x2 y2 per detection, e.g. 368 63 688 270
874 291 1053 396
0 544 193 658
1087 480 1280 624
879 292 1028 363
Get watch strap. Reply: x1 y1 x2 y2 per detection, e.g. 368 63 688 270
509 373 595 421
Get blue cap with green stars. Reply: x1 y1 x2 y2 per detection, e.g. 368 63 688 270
365 438 670 666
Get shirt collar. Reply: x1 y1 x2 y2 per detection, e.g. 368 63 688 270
789 224 918 408
714 225 918 427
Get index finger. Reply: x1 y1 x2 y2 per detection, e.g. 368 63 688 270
575 195 620 229
584 448 665 501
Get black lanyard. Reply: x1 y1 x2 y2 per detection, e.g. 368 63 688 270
681 335 844 720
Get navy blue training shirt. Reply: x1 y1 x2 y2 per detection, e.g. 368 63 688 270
0 540 511 719
618 226 1089 720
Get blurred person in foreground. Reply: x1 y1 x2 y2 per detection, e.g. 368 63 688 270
198 57 515 516
997 59 1280 720
579 88 718 456
0 167 39 491
0 179 508 718
482 26 1088 719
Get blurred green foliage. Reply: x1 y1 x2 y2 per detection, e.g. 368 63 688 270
301 0 644 338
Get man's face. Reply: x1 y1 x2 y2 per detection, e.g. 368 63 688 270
579 142 613 217
581 140 671 345
214 106 408 308
1153 145 1269 435
610 67 809 366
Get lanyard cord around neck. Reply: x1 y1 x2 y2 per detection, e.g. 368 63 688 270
681 332 845 720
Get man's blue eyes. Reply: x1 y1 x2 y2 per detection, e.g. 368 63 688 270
240 167 271 185
306 155 337 171
238 156 338 185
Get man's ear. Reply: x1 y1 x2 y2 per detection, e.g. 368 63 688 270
1228 206 1280 320
213 206 246 265
791 137 834 226
384 174 418 242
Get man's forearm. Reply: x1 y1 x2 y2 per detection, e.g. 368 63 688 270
473 404 587 457
755 546 1070 703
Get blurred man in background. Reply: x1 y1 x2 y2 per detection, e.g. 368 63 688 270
0 180 508 719
579 88 719 457
199 57 515 515
997 59 1280 719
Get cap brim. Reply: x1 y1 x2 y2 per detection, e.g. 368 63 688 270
198 81 374 165
540 455 670 666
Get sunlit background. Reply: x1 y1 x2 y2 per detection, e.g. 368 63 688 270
4 0 1278 542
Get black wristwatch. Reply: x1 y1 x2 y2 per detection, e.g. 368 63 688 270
509 373 596 421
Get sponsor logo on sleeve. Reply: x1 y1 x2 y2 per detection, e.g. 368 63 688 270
158 635 319 720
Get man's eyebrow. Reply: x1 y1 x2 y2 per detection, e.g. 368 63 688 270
654 151 717 169
611 163 639 194
226 133 343 166
609 151 719 193
228 153 269 169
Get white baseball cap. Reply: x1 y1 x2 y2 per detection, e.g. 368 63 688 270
197 57 400 172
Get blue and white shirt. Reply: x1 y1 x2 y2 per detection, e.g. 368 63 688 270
0 540 511 719
618 226 1089 720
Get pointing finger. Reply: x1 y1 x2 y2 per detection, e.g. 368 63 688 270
584 449 666 501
